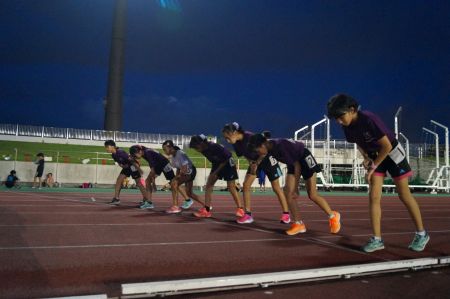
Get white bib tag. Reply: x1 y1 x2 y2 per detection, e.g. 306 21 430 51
388 143 406 164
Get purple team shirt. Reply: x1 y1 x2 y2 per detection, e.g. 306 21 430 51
142 148 169 169
233 131 259 161
343 110 396 153
201 142 232 166
112 148 131 168
269 139 305 167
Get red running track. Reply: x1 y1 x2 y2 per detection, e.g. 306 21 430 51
0 190 449 298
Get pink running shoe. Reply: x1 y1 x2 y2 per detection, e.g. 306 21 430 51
237 213 254 224
235 208 245 217
280 213 291 224
193 207 212 218
165 205 182 214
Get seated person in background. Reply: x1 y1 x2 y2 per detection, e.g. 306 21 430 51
44 173 54 188
4 170 20 189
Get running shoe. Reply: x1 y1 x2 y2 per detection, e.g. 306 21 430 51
280 213 291 224
139 201 154 209
193 207 212 218
362 237 385 253
235 208 245 217
329 211 341 234
109 198 120 205
237 214 254 224
181 199 194 210
165 205 182 214
286 222 307 235
408 233 430 252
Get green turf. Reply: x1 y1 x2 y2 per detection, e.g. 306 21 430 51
0 140 249 168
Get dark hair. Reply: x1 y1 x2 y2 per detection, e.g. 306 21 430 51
162 140 180 151
189 135 208 148
36 153 44 157
10 170 16 175
327 94 359 118
248 132 271 152
129 145 146 157
104 140 116 147
48 173 53 176
222 122 245 134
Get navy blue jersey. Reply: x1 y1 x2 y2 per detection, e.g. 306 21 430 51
201 142 232 165
6 175 19 183
111 148 131 168
233 131 259 161
269 139 305 168
142 148 170 169
36 159 44 171
344 110 396 154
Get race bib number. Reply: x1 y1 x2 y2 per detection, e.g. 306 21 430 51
388 143 406 164
305 155 316 169
269 156 278 166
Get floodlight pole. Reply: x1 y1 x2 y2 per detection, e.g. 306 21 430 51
104 0 127 131
394 106 402 140
430 120 449 167
423 128 439 169
399 132 410 162
294 125 308 141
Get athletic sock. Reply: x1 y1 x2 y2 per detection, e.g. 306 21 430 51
329 213 335 219
205 206 211 212
416 230 426 236
245 211 252 216
295 221 303 225
373 236 382 241
283 211 289 215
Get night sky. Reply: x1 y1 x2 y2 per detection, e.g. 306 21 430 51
1 0 449 142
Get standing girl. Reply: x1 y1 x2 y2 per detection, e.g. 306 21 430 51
327 94 429 252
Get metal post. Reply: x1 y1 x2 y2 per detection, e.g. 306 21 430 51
394 106 402 140
294 125 308 141
95 152 99 185
399 132 410 163
55 151 59 186
136 132 139 143
431 120 449 167
423 128 439 169
311 117 327 156
41 126 45 139
13 148 17 171
16 124 19 136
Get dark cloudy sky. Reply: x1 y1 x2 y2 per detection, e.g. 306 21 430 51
1 0 449 141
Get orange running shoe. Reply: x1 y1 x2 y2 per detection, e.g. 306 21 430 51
235 208 245 217
193 207 212 218
329 211 341 234
286 222 306 235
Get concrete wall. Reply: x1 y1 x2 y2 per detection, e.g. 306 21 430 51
0 161 272 188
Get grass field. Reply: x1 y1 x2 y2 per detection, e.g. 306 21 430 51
0 140 250 168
